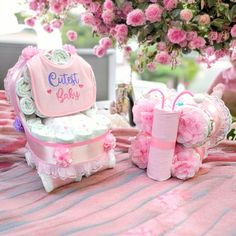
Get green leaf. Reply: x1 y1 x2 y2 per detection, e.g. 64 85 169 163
115 0 124 8
207 0 215 8
229 5 236 21
211 19 225 29
171 9 181 18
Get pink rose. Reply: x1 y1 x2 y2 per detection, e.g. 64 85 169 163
209 31 218 41
171 144 202 180
93 45 106 57
114 24 128 42
99 37 113 49
163 0 178 11
129 132 151 169
230 25 236 37
102 10 115 24
50 0 64 13
177 106 211 147
124 45 132 57
167 28 186 44
104 132 116 151
198 14 211 25
147 62 157 72
66 31 77 41
51 19 64 29
54 147 72 168
127 9 146 26
103 0 114 10
180 9 193 22
186 31 197 41
121 2 133 16
189 36 206 49
145 4 163 23
24 17 35 27
204 46 215 56
155 51 171 64
157 42 166 51
43 23 53 33
81 13 96 26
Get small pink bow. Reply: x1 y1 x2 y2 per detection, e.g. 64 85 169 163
54 147 72 168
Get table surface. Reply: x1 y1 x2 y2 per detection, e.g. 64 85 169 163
1 90 236 236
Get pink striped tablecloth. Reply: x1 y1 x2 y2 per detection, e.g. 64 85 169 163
1 90 236 236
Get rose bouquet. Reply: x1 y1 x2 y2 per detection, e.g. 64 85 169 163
25 0 236 71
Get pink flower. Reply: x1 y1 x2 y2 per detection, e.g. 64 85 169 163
147 62 157 72
145 4 163 23
140 111 154 134
93 45 106 57
103 0 114 10
63 44 77 54
129 132 151 169
167 28 186 44
163 0 178 11
189 36 206 49
66 31 77 41
230 25 236 37
157 42 166 51
177 106 211 147
171 145 202 180
99 37 112 49
50 0 64 14
155 51 171 64
198 14 211 25
133 99 155 127
21 46 39 60
24 17 35 27
54 147 72 168
208 31 218 41
127 9 146 26
104 132 116 151
81 13 96 26
51 19 63 29
124 45 132 57
102 10 115 24
121 2 133 16
43 23 53 33
204 46 215 56
186 31 197 41
114 24 128 42
180 9 193 22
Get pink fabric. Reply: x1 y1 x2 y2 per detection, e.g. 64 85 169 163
1 151 236 235
147 108 180 181
27 53 96 117
0 91 26 156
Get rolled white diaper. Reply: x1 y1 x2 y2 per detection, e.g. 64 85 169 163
73 127 93 141
16 77 31 97
26 117 42 129
23 68 31 83
31 124 55 142
19 96 36 115
55 128 75 143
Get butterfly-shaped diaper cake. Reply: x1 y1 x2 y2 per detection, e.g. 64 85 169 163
130 88 232 181
4 45 116 192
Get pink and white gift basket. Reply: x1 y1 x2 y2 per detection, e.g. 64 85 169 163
4 45 116 192
130 87 232 181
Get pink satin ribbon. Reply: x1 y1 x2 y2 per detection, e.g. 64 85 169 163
150 137 176 150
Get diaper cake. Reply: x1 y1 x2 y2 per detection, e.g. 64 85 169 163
129 88 232 181
4 45 116 192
